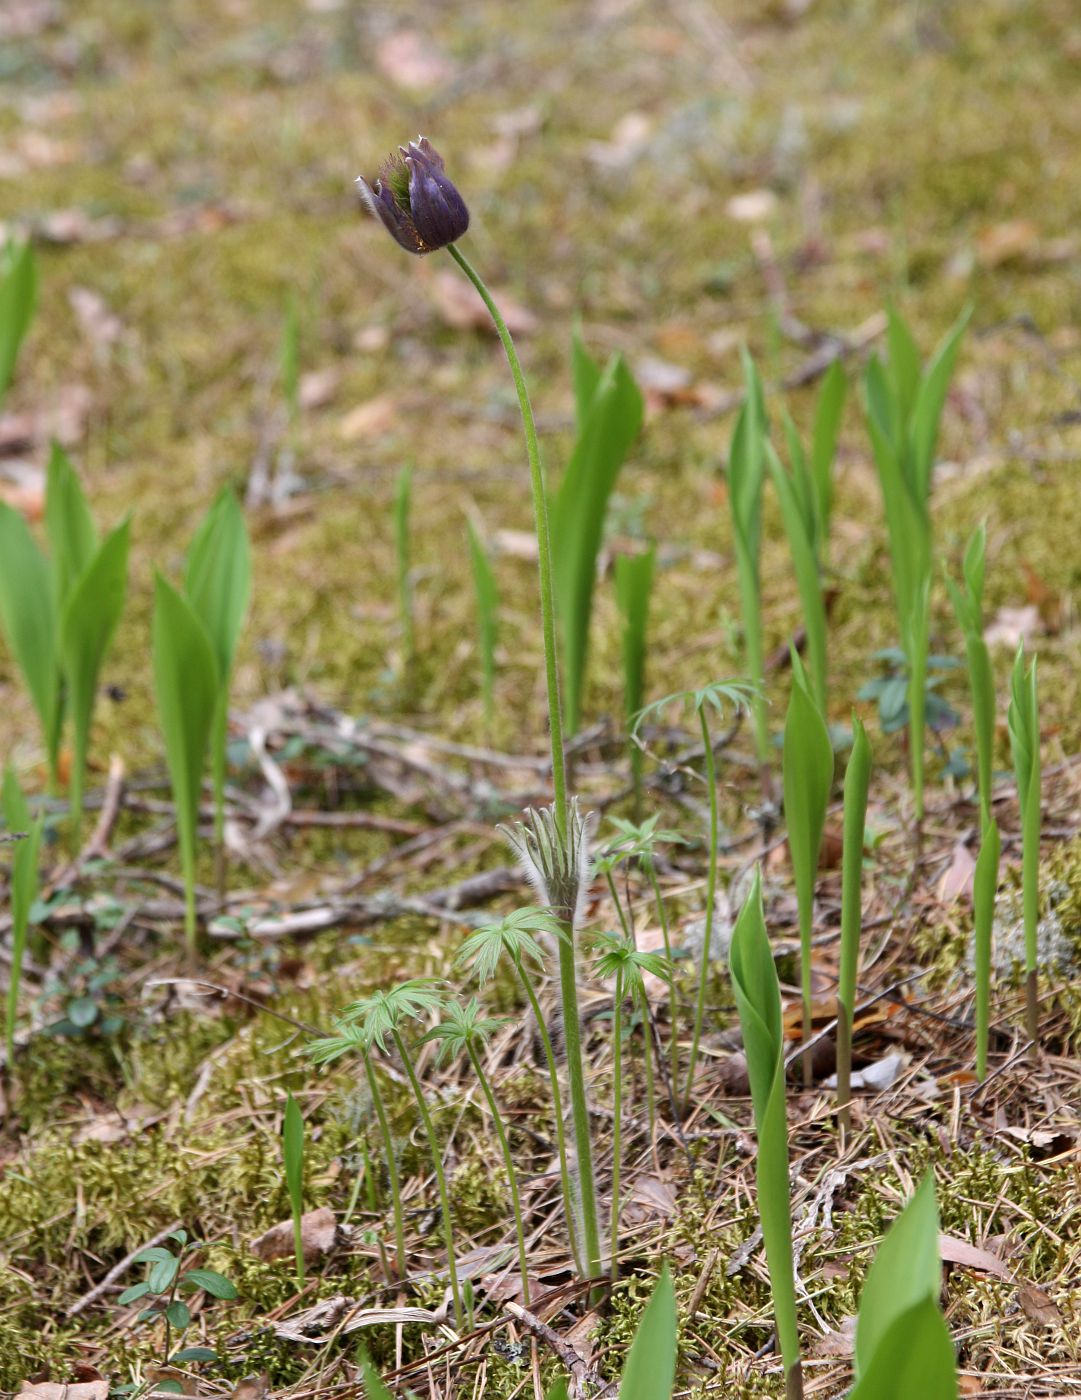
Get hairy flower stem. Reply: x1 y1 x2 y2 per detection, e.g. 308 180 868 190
683 706 719 1113
515 957 584 1276
646 860 680 1091
364 1052 407 1283
465 1041 531 1305
448 242 601 1284
610 964 624 1284
392 1031 464 1328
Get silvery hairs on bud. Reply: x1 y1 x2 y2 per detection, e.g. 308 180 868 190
499 798 594 928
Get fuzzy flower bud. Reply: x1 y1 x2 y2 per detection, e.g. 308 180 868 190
356 136 469 255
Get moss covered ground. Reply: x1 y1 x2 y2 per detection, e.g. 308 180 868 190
1 0 1080 1395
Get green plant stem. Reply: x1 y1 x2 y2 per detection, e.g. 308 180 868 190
363 1052 406 1284
448 242 600 1285
646 860 680 1094
683 705 719 1112
606 871 632 941
465 1041 530 1306
635 983 657 1154
786 1360 805 1400
514 956 584 1277
610 965 624 1285
392 1029 463 1330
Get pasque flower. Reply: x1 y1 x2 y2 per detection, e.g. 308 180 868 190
356 137 469 254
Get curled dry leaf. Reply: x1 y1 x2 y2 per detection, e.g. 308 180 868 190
250 1206 338 1264
938 1234 1013 1281
1017 1283 1063 1329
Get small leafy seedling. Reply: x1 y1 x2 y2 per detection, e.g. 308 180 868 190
117 1227 236 1368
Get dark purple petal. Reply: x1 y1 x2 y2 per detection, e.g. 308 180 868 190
403 138 469 251
356 175 425 254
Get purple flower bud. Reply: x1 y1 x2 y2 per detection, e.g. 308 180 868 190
356 136 469 255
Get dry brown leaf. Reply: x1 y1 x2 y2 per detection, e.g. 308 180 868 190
811 1314 856 1358
229 1376 269 1400
939 1234 1013 1280
1017 1282 1063 1329
374 31 455 91
976 220 1040 269
983 603 1040 650
937 841 976 903
18 1385 108 1400
298 367 340 410
250 1206 337 1264
338 395 397 442
625 1175 677 1219
429 271 538 336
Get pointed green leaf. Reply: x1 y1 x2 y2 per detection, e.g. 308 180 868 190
767 443 828 712
553 350 643 733
809 360 846 546
855 1174 942 1377
0 503 60 770
614 546 654 727
183 1268 237 1299
783 658 833 993
152 573 219 950
728 871 799 1372
59 518 130 845
973 819 1000 1082
910 307 971 503
850 1295 958 1400
619 1263 677 1400
0 240 37 405
45 445 99 610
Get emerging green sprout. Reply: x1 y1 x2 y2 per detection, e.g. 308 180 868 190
0 238 37 408
782 651 833 1085
836 714 871 1136
553 331 644 735
946 521 995 827
727 352 770 769
283 1091 306 1286
0 447 130 849
615 545 656 813
2 764 44 1066
863 306 969 823
728 869 802 1400
1008 642 1042 1053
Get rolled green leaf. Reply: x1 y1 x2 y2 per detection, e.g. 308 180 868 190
973 819 1000 1082
152 573 220 955
836 715 871 1134
553 333 643 734
850 1174 957 1399
59 519 130 849
185 486 252 862
614 546 655 810
3 764 44 1064
1007 644 1041 1050
809 360 846 553
728 352 769 765
767 439 828 714
0 504 60 783
782 652 834 1083
283 1091 306 1285
45 445 98 612
729 869 801 1394
0 239 37 406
